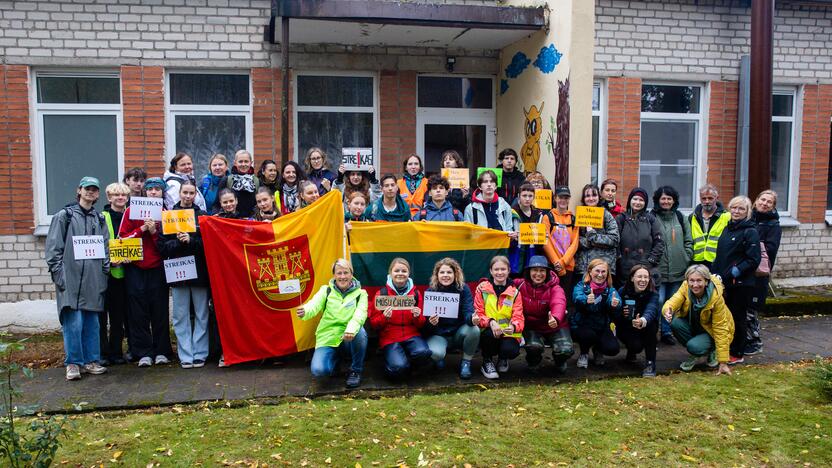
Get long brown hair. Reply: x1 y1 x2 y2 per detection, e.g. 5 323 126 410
429 257 465 290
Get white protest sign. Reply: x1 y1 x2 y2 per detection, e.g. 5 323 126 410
422 291 461 319
163 256 198 283
72 235 106 260
341 147 374 171
278 279 301 294
129 197 164 221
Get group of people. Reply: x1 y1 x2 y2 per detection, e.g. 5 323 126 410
46 146 781 388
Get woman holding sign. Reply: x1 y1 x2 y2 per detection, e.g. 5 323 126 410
397 154 428 217
422 258 479 379
369 258 432 379
616 265 660 377
474 256 524 379
158 181 210 369
574 184 620 279
572 259 622 369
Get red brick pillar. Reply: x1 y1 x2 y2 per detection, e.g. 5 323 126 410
797 84 832 223
379 70 416 175
707 81 739 200
252 68 281 163
0 65 34 234
121 66 166 175
605 77 641 195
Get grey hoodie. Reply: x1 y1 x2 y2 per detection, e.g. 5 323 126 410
45 203 110 314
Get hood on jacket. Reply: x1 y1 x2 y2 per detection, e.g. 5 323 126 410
374 194 410 219
385 276 414 295
423 198 454 213
752 208 780 223
471 188 499 204
625 187 650 214
726 217 756 231
331 277 361 296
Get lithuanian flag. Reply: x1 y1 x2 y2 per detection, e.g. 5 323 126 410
200 191 346 365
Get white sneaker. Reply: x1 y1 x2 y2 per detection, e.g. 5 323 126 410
480 360 499 379
82 362 107 375
497 359 510 373
155 355 170 365
576 354 589 369
66 364 81 381
218 355 227 368
138 357 152 367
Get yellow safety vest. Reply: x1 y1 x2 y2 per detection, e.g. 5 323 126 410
101 211 124 279
690 212 730 263
481 288 522 339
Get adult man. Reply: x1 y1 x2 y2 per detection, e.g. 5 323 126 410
688 184 730 268
496 148 526 206
45 176 110 381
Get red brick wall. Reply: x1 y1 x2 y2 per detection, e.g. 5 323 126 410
0 65 34 234
252 68 292 164
379 70 416 175
604 77 641 194
121 66 166 175
707 81 739 200
797 84 832 223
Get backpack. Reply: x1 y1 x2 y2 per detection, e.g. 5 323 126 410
60 207 106 242
419 207 461 221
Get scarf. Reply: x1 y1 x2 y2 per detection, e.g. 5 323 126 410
403 172 424 194
282 183 299 212
590 280 608 297
231 166 256 193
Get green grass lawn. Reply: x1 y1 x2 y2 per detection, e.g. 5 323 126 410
47 362 832 466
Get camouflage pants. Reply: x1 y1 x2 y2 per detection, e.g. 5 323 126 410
523 327 574 366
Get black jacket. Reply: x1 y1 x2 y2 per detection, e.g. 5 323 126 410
497 167 526 206
711 218 761 289
752 209 782 269
615 210 665 284
157 203 209 287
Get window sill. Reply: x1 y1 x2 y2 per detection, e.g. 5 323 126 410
33 225 50 237
779 216 800 228
826 215 832 227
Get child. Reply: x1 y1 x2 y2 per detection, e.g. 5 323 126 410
298 180 320 209
253 186 280 221
225 150 259 218
101 182 131 365
475 256 524 380
510 183 552 275
215 188 243 219
415 175 463 222
201 153 229 215
123 167 147 198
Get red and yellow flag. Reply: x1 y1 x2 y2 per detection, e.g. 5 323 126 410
200 191 345 365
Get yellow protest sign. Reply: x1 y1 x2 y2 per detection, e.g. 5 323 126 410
575 206 605 229
109 237 143 262
519 223 548 245
162 209 196 235
534 189 552 210
440 168 470 189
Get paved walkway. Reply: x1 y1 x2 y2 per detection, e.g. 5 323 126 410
18 315 832 413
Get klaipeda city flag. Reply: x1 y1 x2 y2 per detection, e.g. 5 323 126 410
200 191 346 365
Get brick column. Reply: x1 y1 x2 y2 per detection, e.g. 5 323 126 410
797 84 832 223
252 68 290 163
379 70 417 175
121 66 166 175
707 81 739 200
605 77 641 194
0 65 34 234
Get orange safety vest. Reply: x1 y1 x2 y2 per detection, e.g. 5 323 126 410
397 177 428 216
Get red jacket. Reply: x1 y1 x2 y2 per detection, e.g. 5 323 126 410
513 274 567 334
118 206 163 269
368 284 426 348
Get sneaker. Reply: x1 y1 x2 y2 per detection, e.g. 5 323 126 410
660 334 677 345
728 355 744 366
155 355 170 365
434 358 445 371
481 360 499 379
345 371 361 389
181 362 193 369
459 359 472 380
82 362 107 375
138 357 152 367
744 344 763 356
193 360 205 368
576 354 589 369
497 358 510 373
66 364 81 381
707 351 719 368
642 361 657 378
218 355 227 368
679 355 699 372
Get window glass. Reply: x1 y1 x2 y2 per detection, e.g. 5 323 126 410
772 94 794 117
297 112 374 171
37 77 120 104
418 77 493 109
639 165 695 209
591 115 600 186
169 74 249 106
770 121 792 211
174 115 246 182
592 85 600 112
641 85 700 113
297 76 373 107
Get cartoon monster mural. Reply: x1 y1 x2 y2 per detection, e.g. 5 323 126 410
520 102 544 173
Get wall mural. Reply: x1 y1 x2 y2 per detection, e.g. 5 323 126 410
551 78 570 186
520 102 544 172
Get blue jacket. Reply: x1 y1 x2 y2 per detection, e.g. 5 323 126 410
571 281 621 331
616 287 659 325
421 283 475 337
415 199 462 222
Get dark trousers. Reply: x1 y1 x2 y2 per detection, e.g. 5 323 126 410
573 325 620 356
207 299 223 361
747 279 769 349
125 265 172 359
100 275 128 360
616 318 658 362
724 285 751 357
480 328 521 361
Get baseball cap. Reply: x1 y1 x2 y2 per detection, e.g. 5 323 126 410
555 185 571 196
78 176 100 189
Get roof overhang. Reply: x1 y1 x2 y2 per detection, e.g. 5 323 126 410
267 0 547 50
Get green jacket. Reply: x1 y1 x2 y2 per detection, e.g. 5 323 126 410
654 210 693 283
300 279 368 348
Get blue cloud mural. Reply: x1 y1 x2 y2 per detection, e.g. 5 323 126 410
533 44 562 74
500 79 509 95
505 52 531 79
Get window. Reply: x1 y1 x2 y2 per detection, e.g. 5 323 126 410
33 72 123 222
167 72 252 182
295 73 377 172
639 84 703 209
771 89 797 214
591 82 604 186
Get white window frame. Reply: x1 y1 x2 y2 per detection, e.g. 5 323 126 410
165 70 253 169
293 70 379 173
31 70 124 227
772 86 801 219
592 80 607 185
415 73 497 169
639 82 706 210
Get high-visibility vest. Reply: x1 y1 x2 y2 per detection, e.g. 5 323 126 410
397 177 428 216
481 287 522 339
690 212 730 263
101 211 124 279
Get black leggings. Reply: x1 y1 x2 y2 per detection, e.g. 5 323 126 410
616 318 658 362
724 286 752 357
573 325 620 356
480 328 521 361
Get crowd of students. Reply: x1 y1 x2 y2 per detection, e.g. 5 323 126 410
45 146 781 387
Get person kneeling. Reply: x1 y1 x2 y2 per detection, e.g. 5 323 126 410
475 256 525 379
617 265 660 377
572 259 621 368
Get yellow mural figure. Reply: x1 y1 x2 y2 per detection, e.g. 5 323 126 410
520 102 544 172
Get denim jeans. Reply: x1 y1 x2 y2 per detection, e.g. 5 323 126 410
310 327 368 377
657 281 682 337
383 336 432 378
60 308 101 366
171 285 210 363
425 324 481 361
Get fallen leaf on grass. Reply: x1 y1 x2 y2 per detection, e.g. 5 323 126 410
728 424 735 431
681 454 698 462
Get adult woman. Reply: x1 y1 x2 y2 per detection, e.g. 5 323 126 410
164 152 206 211
304 147 336 194
572 259 621 369
747 190 782 355
298 180 320 209
600 178 624 217
475 256 524 380
662 264 734 375
257 160 279 194
334 166 380 210
276 161 306 214
371 174 411 222
525 171 551 190
119 177 173 367
514 256 572 373
422 258 479 379
368 258 432 379
574 184 620 278
200 153 230 215
157 181 210 368
398 153 428 216
651 185 693 345
464 170 517 236
711 196 761 364
617 265 660 377
440 150 469 212
415 175 463 222
615 187 665 284
226 150 259 218
297 259 368 389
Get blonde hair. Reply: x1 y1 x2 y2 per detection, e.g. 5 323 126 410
582 258 613 284
234 149 252 162
105 182 130 196
727 195 753 220
429 257 465 290
208 153 229 168
684 264 712 282
489 255 510 271
331 258 354 275
303 147 329 173
755 189 778 208
388 257 411 275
